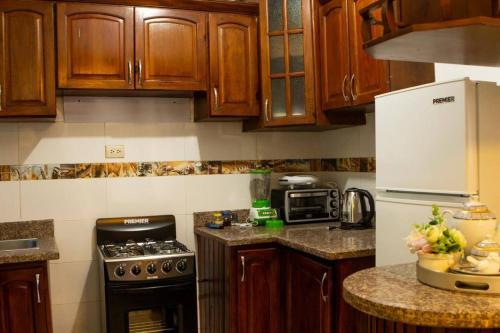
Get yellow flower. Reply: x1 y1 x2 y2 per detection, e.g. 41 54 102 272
425 226 442 244
450 229 467 248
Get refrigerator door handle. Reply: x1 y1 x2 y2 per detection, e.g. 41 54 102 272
380 188 474 198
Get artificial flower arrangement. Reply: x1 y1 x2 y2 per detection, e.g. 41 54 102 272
406 205 467 272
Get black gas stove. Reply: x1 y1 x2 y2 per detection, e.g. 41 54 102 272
96 215 197 333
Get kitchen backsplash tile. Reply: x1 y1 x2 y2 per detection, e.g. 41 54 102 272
20 179 107 220
49 260 100 304
106 177 187 216
0 124 19 165
19 122 105 164
0 157 375 183
0 182 20 222
105 122 186 162
51 301 101 333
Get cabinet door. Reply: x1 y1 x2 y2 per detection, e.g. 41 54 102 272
348 0 389 106
135 8 207 90
285 251 332 333
319 0 351 110
208 13 259 117
57 3 134 89
0 0 55 117
0 264 50 333
237 248 281 333
260 0 316 126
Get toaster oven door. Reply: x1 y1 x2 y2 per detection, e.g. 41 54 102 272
286 191 333 223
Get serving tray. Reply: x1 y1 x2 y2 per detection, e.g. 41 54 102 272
416 263 500 295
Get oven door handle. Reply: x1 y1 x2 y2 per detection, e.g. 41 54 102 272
109 280 195 293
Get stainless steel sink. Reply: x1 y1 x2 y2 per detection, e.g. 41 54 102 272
0 238 39 251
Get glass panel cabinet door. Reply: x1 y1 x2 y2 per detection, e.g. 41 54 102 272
260 0 315 126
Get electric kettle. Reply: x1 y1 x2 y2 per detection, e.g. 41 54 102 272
341 188 375 228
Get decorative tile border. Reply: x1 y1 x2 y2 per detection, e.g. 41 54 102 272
0 158 375 182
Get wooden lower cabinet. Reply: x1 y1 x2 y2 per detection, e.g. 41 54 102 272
285 251 333 333
196 235 375 333
0 261 52 333
237 248 281 333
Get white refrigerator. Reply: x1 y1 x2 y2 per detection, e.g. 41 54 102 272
375 78 500 266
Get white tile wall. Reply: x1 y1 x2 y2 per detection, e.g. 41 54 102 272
105 122 186 162
256 131 322 159
0 182 21 222
49 260 100 304
106 176 187 216
0 96 375 332
53 219 97 263
186 122 257 161
51 301 101 333
19 123 105 164
0 123 19 164
20 179 107 220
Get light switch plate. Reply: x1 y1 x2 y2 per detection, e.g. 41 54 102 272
105 145 125 158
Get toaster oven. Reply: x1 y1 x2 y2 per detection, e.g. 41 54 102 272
271 188 340 224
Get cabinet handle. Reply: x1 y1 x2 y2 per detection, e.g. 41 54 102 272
128 61 133 85
0 85 2 111
36 274 41 304
240 256 245 282
264 99 270 122
350 74 358 101
321 272 327 303
138 59 143 84
213 87 219 110
342 75 349 102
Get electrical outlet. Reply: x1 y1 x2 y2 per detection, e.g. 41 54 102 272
105 145 125 158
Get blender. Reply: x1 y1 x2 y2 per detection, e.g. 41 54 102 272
249 169 277 225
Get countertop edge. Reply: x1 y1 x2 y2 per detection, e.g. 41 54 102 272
0 251 60 265
342 266 500 329
194 227 375 261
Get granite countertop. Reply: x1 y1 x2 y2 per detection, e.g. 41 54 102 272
343 263 500 329
194 222 375 260
0 220 59 265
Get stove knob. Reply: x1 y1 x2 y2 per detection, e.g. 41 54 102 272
147 263 157 274
162 261 173 273
176 259 187 272
131 265 141 276
115 265 126 277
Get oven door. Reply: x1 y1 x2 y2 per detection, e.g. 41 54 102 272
105 278 197 333
286 191 331 222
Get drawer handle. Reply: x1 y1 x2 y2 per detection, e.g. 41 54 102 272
342 75 349 102
36 274 41 303
321 272 327 303
241 256 245 282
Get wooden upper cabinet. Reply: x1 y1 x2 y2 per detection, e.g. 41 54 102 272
237 247 281 333
319 0 351 110
208 13 259 117
135 8 207 90
285 251 333 333
259 0 316 126
0 0 55 117
57 3 134 89
348 0 389 106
